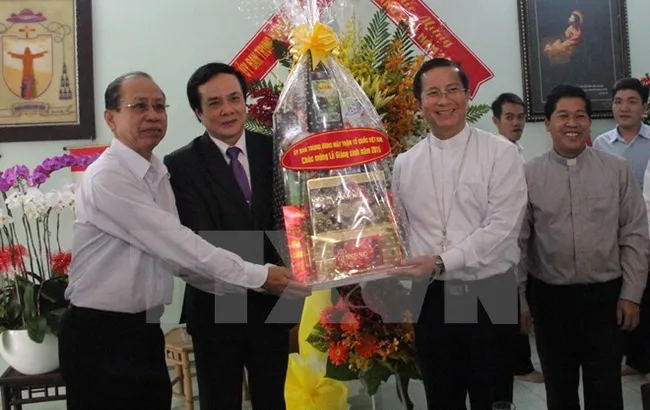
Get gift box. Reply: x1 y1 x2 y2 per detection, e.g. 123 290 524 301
273 0 410 290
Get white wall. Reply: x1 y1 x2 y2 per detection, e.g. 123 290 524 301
1 0 648 323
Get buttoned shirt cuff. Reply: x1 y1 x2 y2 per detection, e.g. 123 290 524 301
250 264 277 293
440 248 465 273
245 262 269 291
620 282 644 305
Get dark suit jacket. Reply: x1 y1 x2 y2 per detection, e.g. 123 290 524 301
163 131 302 334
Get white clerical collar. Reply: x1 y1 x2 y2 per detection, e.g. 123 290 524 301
428 123 470 149
550 146 590 166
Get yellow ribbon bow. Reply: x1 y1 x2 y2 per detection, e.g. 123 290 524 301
289 22 340 70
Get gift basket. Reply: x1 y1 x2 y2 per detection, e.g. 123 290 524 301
272 0 410 290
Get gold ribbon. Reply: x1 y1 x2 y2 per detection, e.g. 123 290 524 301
289 22 340 70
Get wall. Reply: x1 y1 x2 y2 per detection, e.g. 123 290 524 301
0 0 648 323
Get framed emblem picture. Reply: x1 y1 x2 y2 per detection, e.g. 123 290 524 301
0 0 95 142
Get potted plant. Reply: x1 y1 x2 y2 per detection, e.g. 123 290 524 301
0 153 98 375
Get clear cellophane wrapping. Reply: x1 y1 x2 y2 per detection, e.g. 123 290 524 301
272 0 410 290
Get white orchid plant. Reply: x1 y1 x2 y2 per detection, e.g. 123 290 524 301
0 154 98 343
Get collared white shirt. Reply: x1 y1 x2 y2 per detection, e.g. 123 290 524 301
392 124 528 281
209 131 251 187
499 134 525 161
65 138 268 313
593 123 650 187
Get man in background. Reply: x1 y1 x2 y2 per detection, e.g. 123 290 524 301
492 93 526 155
491 92 544 384
593 78 650 379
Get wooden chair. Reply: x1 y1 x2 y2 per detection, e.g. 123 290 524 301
164 327 197 410
642 382 650 410
164 327 252 409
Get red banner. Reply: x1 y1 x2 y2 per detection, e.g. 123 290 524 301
281 128 390 171
371 0 493 98
230 0 335 82
229 13 286 82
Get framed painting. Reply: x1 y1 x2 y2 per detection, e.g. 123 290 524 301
0 0 94 142
517 0 630 121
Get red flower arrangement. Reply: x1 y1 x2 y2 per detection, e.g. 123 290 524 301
245 77 285 136
50 251 72 277
0 244 27 274
307 280 421 396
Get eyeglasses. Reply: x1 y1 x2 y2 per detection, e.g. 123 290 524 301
124 102 169 114
424 86 466 100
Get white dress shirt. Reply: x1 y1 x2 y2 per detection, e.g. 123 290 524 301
498 134 524 161
392 124 528 281
65 138 268 313
209 131 251 187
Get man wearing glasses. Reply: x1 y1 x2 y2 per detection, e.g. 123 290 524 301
59 72 309 410
393 58 527 409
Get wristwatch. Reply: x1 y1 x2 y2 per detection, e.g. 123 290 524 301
434 256 446 276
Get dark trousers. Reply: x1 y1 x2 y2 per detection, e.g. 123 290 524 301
514 334 535 375
412 272 518 410
530 276 623 410
624 281 650 373
59 305 171 410
191 323 290 410
514 280 535 375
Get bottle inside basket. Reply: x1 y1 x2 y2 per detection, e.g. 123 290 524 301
305 51 344 133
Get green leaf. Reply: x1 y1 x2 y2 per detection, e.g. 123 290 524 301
305 324 330 353
272 40 292 69
21 281 37 321
466 103 491 123
25 271 42 284
360 364 393 396
45 307 67 337
6 300 23 323
25 315 48 343
325 360 358 381
38 276 68 311
244 118 272 136
361 9 392 71
381 21 415 69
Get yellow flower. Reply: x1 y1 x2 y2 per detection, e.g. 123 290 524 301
285 353 348 410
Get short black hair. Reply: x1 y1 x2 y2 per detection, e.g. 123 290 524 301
104 71 153 111
491 93 525 118
612 77 649 104
186 62 248 122
544 84 592 120
413 58 469 102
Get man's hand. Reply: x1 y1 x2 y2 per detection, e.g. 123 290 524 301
520 310 533 335
617 299 640 331
262 266 311 299
393 256 437 281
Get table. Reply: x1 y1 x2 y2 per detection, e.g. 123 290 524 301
0 367 65 409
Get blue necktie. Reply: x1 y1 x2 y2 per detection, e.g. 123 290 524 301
226 147 252 204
